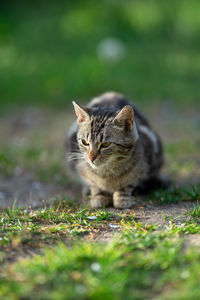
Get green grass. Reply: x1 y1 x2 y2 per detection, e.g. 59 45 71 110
0 105 199 299
1 2 200 297
1 222 200 300
1 183 199 249
1 0 200 111
148 183 200 204
188 204 200 219
1 188 200 299
0 203 116 252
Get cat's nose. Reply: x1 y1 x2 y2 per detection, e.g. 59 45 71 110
88 151 97 162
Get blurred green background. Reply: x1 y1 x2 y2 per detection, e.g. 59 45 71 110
1 0 200 111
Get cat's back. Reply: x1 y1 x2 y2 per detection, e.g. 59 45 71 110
88 92 149 127
88 91 129 110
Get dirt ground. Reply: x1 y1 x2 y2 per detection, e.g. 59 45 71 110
0 102 200 230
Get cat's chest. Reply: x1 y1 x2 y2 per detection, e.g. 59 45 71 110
77 162 145 191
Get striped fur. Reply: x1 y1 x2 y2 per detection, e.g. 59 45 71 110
66 92 164 208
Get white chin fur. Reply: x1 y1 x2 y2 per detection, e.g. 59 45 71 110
87 159 97 169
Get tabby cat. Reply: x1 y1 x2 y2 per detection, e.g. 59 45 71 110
66 92 164 208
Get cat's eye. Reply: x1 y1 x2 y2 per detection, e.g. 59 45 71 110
82 139 89 146
101 142 111 148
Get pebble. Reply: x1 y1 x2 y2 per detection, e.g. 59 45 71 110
88 216 97 220
108 224 120 228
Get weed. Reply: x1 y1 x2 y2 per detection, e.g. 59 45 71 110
184 183 200 201
150 186 184 204
3 200 22 223
95 209 114 221
189 204 200 219
150 183 200 204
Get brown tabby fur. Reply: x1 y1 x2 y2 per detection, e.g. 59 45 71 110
66 92 164 208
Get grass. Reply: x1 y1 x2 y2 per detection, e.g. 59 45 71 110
1 181 199 249
0 203 117 257
1 2 200 298
188 204 200 219
0 101 199 299
150 183 200 204
1 195 200 299
1 0 200 111
1 213 200 300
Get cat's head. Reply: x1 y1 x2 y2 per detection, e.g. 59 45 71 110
73 101 138 169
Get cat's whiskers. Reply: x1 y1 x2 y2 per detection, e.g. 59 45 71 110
77 160 87 168
67 152 84 162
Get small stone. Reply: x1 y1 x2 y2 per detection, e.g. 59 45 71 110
88 216 97 220
108 224 120 228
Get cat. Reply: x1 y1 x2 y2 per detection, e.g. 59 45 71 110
66 92 164 209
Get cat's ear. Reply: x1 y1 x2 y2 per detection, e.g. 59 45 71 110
113 105 134 130
72 101 90 123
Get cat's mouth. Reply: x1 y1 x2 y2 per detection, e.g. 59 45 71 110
85 155 104 169
87 158 103 169
88 160 97 169
86 154 128 169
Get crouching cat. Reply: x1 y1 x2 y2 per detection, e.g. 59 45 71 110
66 92 164 208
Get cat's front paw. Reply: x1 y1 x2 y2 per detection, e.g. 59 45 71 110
113 191 135 209
90 195 112 208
